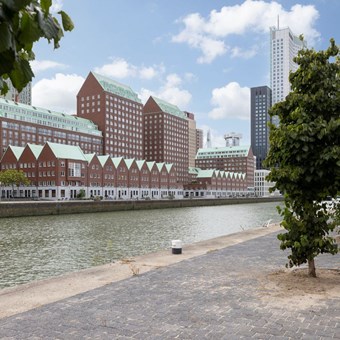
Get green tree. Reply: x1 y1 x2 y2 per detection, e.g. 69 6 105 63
0 169 30 198
0 0 74 95
264 39 340 277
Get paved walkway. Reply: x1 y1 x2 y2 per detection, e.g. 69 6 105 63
0 230 339 339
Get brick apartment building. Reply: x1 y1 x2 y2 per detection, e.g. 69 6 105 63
195 145 256 190
196 128 203 153
77 72 143 159
184 111 197 168
143 96 189 184
0 98 103 158
0 142 182 200
184 168 247 198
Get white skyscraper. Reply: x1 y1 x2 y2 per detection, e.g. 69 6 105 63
270 26 307 106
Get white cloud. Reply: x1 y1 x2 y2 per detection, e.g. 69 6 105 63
32 73 84 114
51 0 63 13
31 60 68 74
173 0 319 63
208 82 250 121
172 13 227 64
230 46 258 59
197 37 227 64
139 73 192 109
139 66 157 80
94 58 137 79
94 58 164 80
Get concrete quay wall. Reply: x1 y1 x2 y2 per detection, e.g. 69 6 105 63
0 197 283 218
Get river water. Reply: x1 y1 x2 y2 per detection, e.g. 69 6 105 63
0 201 282 289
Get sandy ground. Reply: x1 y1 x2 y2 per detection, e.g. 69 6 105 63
261 268 340 310
261 233 340 310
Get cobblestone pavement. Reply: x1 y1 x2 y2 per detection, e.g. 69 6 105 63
0 231 339 339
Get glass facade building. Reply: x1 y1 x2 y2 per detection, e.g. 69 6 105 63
250 86 272 170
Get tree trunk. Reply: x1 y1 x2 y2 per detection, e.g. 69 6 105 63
308 259 316 277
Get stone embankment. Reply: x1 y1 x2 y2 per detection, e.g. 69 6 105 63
0 196 282 218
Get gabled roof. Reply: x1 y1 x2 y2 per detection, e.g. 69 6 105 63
146 161 156 171
151 96 186 119
84 153 96 163
124 158 136 169
46 142 86 161
165 164 174 172
156 162 166 171
136 160 146 170
97 155 111 167
91 72 142 103
5 146 25 160
111 157 124 168
26 144 44 159
214 170 222 177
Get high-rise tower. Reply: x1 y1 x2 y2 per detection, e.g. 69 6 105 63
250 86 272 169
270 25 307 107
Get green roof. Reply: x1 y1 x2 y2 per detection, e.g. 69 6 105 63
0 98 102 137
7 146 25 160
152 97 186 119
92 72 142 103
165 164 174 172
97 155 110 166
188 167 200 175
196 169 216 179
111 157 124 168
124 158 135 169
26 144 43 159
84 153 96 162
46 142 86 161
146 161 156 171
156 162 166 171
196 146 250 159
136 160 146 170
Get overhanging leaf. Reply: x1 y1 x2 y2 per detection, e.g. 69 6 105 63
58 10 74 31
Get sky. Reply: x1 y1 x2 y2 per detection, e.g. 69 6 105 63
31 0 340 147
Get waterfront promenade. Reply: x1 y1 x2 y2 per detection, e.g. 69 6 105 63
0 225 339 339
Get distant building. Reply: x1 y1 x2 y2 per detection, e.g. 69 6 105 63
224 132 242 147
250 86 272 169
0 80 32 105
184 111 197 168
184 168 247 198
196 128 203 152
77 72 143 159
195 145 255 190
270 26 307 106
143 96 189 184
254 169 280 197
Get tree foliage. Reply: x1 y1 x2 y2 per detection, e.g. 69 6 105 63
264 39 340 277
0 169 30 197
0 0 74 94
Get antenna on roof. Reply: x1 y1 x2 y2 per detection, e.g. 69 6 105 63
277 15 279 29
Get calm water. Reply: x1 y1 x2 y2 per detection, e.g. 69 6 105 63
0 202 281 289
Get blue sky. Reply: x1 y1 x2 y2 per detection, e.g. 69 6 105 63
31 0 340 147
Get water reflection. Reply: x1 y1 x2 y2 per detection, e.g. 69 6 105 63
0 202 281 288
